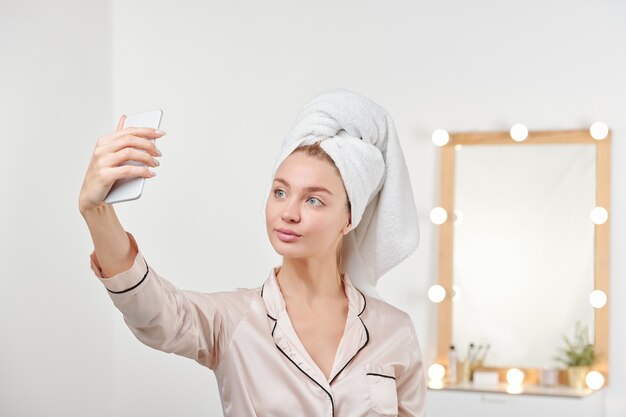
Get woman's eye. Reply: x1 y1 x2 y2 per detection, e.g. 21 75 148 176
273 189 322 206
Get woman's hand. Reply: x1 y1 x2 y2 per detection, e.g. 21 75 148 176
79 115 166 214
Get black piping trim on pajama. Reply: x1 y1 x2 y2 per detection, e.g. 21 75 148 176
261 281 371 417
268 316 336 417
365 372 396 380
327 286 369 385
328 316 369 386
260 282 367 316
354 287 367 316
106 258 149 294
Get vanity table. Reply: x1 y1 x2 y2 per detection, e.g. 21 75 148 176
426 382 605 417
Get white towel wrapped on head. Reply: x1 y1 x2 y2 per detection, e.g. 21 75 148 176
263 88 419 300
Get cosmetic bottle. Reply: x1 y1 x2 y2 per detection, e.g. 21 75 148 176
448 345 458 383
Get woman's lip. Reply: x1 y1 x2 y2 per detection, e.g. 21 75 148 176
276 230 301 242
276 228 301 236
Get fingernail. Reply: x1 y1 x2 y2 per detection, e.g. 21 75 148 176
149 170 157 176
155 147 162 156
155 129 166 135
153 158 160 166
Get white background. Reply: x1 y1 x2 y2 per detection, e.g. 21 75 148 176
0 0 624 416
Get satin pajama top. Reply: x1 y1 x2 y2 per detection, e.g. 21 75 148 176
89 231 426 417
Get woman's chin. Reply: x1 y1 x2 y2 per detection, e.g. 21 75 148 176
274 247 301 257
271 240 307 258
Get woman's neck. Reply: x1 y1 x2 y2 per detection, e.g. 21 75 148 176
276 258 345 301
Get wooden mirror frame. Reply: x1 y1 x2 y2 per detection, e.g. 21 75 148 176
436 129 611 385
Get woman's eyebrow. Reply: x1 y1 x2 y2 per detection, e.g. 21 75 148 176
273 177 334 195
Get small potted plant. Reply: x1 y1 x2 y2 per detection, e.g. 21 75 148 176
553 320 596 389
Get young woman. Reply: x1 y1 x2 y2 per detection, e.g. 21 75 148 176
79 89 426 417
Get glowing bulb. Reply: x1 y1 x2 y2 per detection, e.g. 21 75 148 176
510 124 528 142
506 368 525 386
428 380 444 389
590 207 609 225
428 285 447 303
430 207 448 225
432 129 450 147
506 385 523 394
590 122 609 140
586 371 605 390
589 290 607 309
428 363 446 382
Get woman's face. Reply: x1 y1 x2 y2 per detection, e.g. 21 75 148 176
265 151 351 261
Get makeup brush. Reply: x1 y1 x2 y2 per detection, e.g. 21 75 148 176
479 344 491 362
466 343 475 362
473 344 484 363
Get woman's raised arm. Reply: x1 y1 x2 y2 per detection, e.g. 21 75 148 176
79 114 164 276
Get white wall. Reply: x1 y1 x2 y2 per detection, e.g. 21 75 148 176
0 0 115 416
1 0 624 416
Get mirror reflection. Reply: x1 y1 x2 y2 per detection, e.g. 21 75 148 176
452 143 596 368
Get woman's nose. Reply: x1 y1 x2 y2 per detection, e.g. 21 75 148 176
281 200 300 223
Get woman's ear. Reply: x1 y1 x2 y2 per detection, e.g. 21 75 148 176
342 219 352 235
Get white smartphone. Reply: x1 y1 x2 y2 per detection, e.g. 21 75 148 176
104 109 163 204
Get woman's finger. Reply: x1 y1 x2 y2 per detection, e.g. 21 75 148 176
105 135 161 158
116 114 126 132
97 126 165 146
101 164 157 185
113 126 166 141
107 146 160 169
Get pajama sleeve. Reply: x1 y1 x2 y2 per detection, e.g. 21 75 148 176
89 231 249 371
395 320 427 417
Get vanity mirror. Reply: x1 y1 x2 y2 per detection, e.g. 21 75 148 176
433 127 611 386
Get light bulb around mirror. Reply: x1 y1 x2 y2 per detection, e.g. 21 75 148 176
428 380 444 389
589 290 607 309
430 207 448 225
506 368 525 386
506 385 523 394
590 207 609 225
510 124 528 142
590 122 609 140
428 285 447 303
428 363 446 382
585 371 605 390
431 129 450 147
